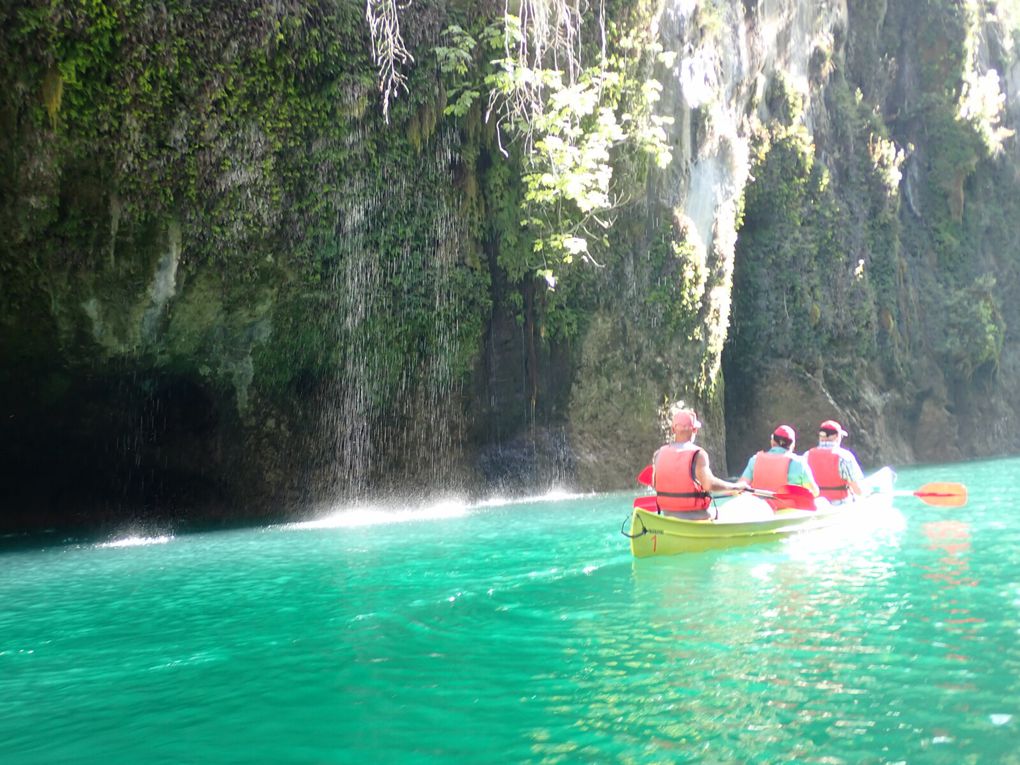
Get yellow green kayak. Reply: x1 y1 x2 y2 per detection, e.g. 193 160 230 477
627 468 896 557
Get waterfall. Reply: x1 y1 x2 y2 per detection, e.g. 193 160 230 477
317 120 469 503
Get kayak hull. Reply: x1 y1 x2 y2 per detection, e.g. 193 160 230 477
628 470 895 557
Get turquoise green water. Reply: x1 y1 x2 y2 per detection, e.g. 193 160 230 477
2 459 1019 763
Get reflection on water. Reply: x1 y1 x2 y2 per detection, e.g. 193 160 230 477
620 534 918 761
922 519 977 588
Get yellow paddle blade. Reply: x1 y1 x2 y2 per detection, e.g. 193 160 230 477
912 482 968 507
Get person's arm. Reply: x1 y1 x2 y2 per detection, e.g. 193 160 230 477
794 456 821 497
739 455 755 484
696 451 747 493
840 452 864 495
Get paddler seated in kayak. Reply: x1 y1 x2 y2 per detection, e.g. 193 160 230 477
652 408 748 519
739 425 820 508
803 419 864 504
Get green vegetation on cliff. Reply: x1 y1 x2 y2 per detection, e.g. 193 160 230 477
3 1 1020 528
726 0 1017 464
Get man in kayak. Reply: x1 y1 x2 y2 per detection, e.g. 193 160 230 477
739 425 820 506
804 420 864 503
652 409 748 519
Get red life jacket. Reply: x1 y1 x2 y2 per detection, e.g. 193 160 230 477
653 447 710 513
806 448 849 501
750 451 792 493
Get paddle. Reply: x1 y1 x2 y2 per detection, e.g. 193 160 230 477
633 483 816 512
754 484 817 511
636 465 653 486
893 482 968 507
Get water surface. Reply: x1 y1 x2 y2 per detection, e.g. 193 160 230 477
2 461 1018 763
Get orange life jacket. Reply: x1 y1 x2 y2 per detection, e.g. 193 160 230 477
806 448 849 501
653 447 710 513
750 451 792 493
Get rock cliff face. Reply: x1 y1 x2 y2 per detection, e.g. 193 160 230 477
1 1 1019 532
724 0 1020 469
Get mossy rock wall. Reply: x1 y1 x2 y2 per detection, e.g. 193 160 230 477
3 1 1020 532
0 1 495 530
725 0 1020 468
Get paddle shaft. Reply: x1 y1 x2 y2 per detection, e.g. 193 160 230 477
635 484 815 512
636 464 817 510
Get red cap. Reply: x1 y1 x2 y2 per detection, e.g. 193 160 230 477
672 409 702 431
772 425 796 441
820 420 847 436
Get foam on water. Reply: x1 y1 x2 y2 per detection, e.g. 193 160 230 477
97 534 174 548
472 487 591 508
289 499 473 529
290 487 591 530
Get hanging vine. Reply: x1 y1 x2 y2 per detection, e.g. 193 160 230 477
483 0 673 285
365 0 413 123
367 1 673 284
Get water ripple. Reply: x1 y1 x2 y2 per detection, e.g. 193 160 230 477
1 465 1020 762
